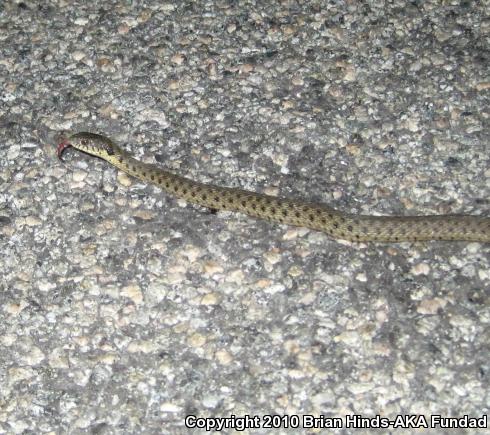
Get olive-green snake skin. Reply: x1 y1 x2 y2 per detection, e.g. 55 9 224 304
57 132 490 243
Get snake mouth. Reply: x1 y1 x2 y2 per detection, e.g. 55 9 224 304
56 138 71 160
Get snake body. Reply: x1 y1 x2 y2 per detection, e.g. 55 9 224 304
57 132 490 243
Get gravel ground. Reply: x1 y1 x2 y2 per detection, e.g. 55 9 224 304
1 1 489 434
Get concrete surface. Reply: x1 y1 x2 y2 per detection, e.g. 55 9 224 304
0 1 488 433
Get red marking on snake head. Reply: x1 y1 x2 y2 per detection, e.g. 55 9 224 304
57 138 71 160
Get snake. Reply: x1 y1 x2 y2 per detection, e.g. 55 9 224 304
57 132 490 243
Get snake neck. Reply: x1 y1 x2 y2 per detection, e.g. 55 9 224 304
106 153 154 181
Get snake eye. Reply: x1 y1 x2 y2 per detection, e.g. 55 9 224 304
81 139 88 146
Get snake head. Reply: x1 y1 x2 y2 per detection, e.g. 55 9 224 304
57 132 117 160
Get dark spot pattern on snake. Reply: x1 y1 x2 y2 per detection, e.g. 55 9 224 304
62 132 490 243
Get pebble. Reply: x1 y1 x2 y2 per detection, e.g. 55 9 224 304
203 261 224 275
117 172 132 187
411 263 431 276
72 170 87 182
160 403 182 413
215 349 233 365
7 145 20 160
121 284 143 305
24 216 42 226
417 297 447 315
201 292 220 306
188 333 206 348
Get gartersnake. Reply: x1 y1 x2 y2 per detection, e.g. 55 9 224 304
57 132 490 243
